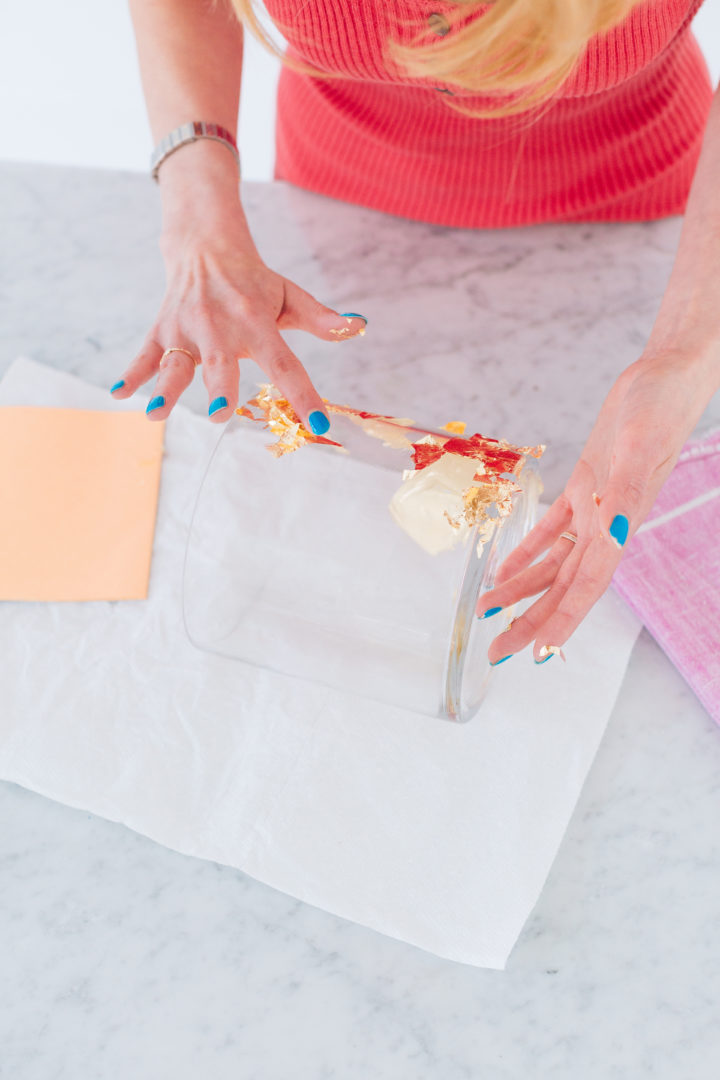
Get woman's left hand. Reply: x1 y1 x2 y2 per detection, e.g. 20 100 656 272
477 348 711 665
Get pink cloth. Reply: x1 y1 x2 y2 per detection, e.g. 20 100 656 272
612 426 720 723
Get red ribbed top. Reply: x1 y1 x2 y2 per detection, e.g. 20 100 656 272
266 0 714 227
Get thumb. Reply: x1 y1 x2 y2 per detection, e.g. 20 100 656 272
279 280 368 341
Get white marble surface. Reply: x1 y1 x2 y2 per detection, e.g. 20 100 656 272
2 161 720 1077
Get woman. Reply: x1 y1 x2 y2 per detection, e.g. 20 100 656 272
112 0 720 665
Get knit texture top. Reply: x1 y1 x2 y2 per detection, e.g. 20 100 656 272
266 0 714 227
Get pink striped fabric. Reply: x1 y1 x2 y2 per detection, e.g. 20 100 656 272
265 0 714 227
612 427 720 723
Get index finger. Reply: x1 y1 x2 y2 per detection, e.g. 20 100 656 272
250 329 330 435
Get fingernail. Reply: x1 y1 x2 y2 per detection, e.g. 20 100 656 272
308 410 330 436
340 313 368 324
146 395 165 414
489 654 513 667
534 653 554 665
609 514 629 548
110 379 125 393
479 605 503 620
209 396 228 416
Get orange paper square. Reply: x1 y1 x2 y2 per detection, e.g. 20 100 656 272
0 406 165 601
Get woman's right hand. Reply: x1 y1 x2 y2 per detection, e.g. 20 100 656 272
110 155 366 431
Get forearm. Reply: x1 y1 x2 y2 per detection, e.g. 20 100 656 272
646 82 720 392
128 0 255 247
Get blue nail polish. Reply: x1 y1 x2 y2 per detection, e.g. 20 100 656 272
340 312 368 323
534 654 554 665
308 410 330 436
146 395 165 414
479 605 503 620
110 380 125 393
609 514 629 547
209 396 228 416
490 654 513 667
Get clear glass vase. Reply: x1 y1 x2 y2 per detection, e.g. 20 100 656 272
182 397 542 722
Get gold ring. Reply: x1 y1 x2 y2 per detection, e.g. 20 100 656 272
160 346 200 369
560 531 579 544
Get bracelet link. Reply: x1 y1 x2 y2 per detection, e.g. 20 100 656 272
150 121 241 182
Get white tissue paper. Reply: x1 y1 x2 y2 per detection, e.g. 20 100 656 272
0 358 642 969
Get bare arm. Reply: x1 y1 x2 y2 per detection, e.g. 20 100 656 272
114 0 366 427
645 81 720 380
128 0 249 239
129 0 243 141
480 83 720 664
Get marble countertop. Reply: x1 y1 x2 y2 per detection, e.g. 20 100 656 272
2 161 720 1079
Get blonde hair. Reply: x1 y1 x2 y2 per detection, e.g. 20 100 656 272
225 0 643 120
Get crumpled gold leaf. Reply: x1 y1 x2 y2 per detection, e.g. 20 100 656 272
538 644 567 662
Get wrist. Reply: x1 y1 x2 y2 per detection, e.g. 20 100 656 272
637 340 720 419
157 139 258 259
158 138 241 219
645 275 720 384
642 322 720 391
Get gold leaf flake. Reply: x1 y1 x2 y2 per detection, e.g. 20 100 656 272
538 644 567 662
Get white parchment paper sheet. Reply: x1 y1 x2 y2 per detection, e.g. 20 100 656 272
0 358 642 968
